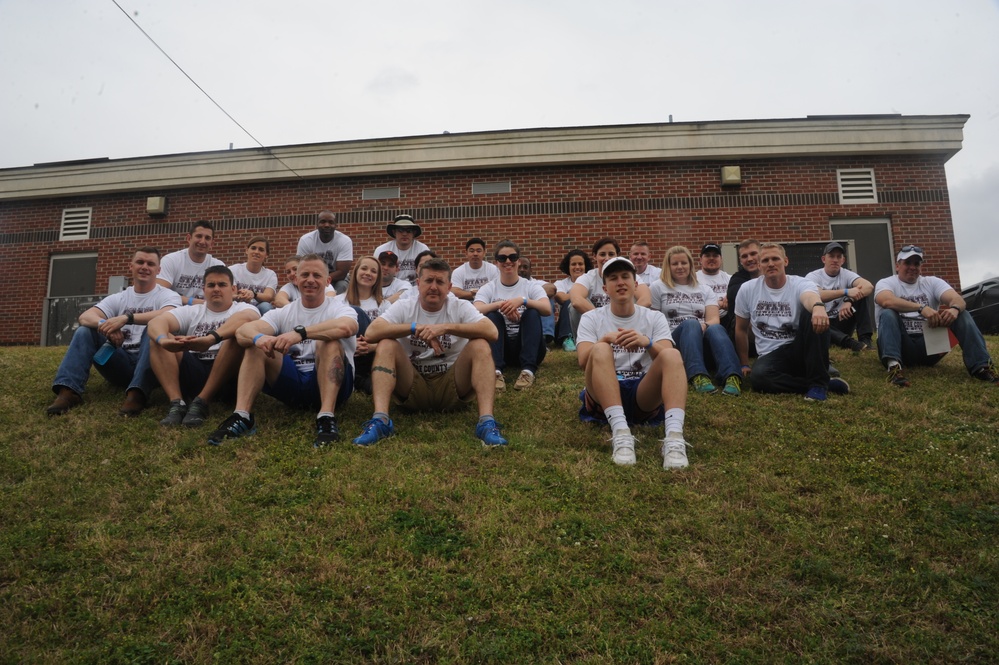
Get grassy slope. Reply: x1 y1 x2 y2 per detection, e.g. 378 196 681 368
1 343 997 664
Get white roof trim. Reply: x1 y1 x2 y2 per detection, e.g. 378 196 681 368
0 115 968 201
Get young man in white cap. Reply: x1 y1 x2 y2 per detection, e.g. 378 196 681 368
576 256 691 469
373 214 430 285
874 244 998 387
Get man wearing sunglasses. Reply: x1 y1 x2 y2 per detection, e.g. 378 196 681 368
474 241 551 391
874 245 999 387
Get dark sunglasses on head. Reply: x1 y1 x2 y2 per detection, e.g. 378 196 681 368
496 253 519 263
900 245 923 253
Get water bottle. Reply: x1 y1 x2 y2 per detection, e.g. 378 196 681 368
93 319 115 365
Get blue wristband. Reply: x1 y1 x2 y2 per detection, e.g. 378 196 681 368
156 334 166 345
411 322 417 335
252 333 264 345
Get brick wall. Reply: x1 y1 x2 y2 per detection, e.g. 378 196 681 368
0 154 957 345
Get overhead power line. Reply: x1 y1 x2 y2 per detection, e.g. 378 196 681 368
110 0 304 178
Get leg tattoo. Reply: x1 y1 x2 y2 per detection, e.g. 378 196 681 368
329 354 345 385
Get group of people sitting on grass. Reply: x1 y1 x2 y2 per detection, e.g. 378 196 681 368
46 214 999 470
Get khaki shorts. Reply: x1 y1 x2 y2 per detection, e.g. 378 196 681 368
395 363 473 412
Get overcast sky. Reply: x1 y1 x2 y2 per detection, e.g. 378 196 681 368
2 0 997 285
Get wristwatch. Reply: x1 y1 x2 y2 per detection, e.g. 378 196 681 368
294 325 308 341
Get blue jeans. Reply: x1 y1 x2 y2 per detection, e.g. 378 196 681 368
877 309 992 373
671 319 742 382
556 300 573 343
750 310 830 394
486 309 547 372
541 297 555 340
53 326 156 396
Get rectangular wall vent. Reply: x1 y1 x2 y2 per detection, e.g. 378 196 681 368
837 169 878 204
362 186 401 200
472 182 511 195
60 207 92 241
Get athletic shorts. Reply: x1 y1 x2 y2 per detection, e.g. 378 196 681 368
578 376 665 426
264 355 353 409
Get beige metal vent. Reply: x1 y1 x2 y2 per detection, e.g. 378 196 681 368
472 182 511 195
837 169 877 204
60 207 92 241
362 186 401 200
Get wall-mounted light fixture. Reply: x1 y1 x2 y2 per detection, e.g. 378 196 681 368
146 196 167 215
720 166 742 187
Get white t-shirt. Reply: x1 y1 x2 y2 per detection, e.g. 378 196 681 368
297 229 353 269
696 270 731 317
474 278 547 338
452 262 500 293
577 306 673 379
331 293 386 323
169 301 257 361
95 285 182 356
805 267 863 318
380 297 485 376
574 269 610 309
373 240 430 284
554 276 577 296
158 249 225 300
734 275 820 357
228 263 278 305
874 274 953 335
634 265 662 286
382 277 412 300
260 297 358 372
278 282 335 303
649 281 718 330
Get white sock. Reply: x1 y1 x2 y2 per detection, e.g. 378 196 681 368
521 369 535 377
317 411 335 420
235 409 251 420
604 405 628 432
664 408 685 437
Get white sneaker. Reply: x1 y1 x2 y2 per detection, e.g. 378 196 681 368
661 434 689 470
610 429 637 466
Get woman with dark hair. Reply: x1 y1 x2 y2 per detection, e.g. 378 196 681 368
553 249 592 351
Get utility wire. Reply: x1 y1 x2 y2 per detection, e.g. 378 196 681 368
110 0 304 179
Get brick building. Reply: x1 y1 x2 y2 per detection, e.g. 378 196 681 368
0 114 968 346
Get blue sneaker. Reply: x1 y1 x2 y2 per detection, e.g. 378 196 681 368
208 413 256 445
475 418 508 447
804 386 827 402
353 417 394 446
828 377 850 395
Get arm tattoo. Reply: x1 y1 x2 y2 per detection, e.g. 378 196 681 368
328 354 345 385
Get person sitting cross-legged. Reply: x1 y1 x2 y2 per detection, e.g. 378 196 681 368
577 257 691 469
147 265 260 427
474 240 550 391
207 254 358 448
352 257 508 448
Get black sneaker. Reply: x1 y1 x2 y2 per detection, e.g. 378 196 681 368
314 415 340 448
972 363 999 385
159 399 187 426
887 365 910 388
182 397 210 428
208 413 256 446
845 338 866 353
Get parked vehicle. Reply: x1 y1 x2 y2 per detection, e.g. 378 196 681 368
960 278 999 335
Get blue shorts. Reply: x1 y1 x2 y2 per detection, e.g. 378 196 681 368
579 376 665 426
263 355 353 410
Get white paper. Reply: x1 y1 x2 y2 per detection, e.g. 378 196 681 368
923 325 952 355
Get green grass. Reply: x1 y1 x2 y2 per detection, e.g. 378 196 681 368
2 341 998 663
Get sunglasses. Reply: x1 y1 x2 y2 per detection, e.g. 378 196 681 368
900 245 923 254
495 253 519 263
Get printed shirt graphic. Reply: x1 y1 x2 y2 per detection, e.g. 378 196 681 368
170 301 257 361
260 297 358 373
158 249 225 299
373 240 430 285
95 285 182 356
874 274 952 335
696 270 731 317
734 275 819 357
575 269 611 309
475 278 546 337
297 230 353 270
649 282 717 330
229 263 278 305
452 262 500 292
577 306 673 379
380 297 485 376
805 267 861 318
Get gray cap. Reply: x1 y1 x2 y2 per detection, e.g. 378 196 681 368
823 241 845 255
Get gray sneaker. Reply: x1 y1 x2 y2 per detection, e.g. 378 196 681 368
182 397 210 428
661 434 690 470
160 399 187 427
